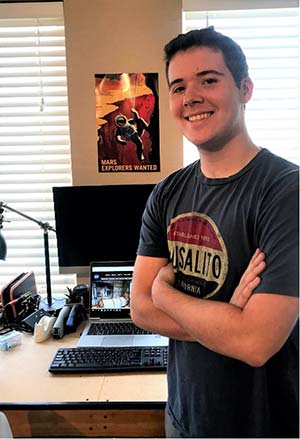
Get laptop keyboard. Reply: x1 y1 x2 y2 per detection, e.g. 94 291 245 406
49 346 168 373
88 321 152 335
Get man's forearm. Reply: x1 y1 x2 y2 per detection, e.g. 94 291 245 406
131 293 195 341
151 278 259 364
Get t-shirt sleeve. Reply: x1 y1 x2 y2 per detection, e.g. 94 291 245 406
137 184 169 258
254 173 299 297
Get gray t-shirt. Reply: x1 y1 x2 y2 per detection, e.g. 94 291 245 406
138 148 299 438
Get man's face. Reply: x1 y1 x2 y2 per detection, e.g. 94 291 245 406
167 46 252 152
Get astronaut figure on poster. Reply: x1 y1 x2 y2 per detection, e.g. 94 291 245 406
95 73 160 172
115 108 149 162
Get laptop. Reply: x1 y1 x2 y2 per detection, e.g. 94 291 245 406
77 261 168 348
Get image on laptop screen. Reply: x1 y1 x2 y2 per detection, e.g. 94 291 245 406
91 264 132 312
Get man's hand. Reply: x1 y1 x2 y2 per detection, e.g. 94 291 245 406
230 248 266 309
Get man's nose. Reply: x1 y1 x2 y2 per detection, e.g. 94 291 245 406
183 86 204 107
183 95 205 107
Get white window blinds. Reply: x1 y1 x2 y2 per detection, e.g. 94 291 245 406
183 7 299 166
0 3 76 295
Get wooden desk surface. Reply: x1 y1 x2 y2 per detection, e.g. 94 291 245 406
0 327 167 404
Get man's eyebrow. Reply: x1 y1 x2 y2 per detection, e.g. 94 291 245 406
168 69 224 89
197 69 224 77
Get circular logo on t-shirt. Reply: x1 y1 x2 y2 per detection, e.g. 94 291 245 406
167 213 228 299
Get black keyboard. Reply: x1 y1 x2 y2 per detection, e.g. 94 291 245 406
49 346 168 373
88 321 152 335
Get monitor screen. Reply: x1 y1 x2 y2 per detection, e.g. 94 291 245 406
52 184 155 274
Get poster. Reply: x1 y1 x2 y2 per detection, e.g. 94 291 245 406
95 73 160 172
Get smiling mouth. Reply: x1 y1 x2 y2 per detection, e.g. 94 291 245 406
186 111 214 122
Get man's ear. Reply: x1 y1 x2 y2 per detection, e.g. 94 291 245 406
240 77 253 104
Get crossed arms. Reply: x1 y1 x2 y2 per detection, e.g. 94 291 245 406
131 249 299 367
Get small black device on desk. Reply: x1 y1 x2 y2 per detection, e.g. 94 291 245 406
49 345 168 373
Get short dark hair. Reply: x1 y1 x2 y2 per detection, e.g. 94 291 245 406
163 27 249 88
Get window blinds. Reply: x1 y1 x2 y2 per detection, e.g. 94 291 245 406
183 8 299 166
0 9 75 294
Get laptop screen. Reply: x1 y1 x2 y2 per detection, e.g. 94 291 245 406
89 262 134 318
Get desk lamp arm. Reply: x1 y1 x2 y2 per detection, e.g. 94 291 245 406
0 202 56 233
0 201 56 307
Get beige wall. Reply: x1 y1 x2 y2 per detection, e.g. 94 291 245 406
63 0 183 186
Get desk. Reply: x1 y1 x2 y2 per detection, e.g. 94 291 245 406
0 327 167 437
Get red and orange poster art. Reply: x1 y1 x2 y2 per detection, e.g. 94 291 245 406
95 73 160 172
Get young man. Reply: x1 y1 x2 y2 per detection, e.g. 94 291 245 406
131 28 299 438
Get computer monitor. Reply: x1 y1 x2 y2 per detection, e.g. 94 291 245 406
52 184 155 275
